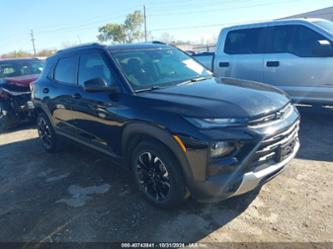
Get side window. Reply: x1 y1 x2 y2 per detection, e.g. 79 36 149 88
291 25 332 57
268 25 295 54
54 56 77 84
268 25 333 57
78 52 114 86
224 28 265 54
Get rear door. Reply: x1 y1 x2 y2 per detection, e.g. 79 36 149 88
214 27 267 82
47 55 79 134
263 24 333 103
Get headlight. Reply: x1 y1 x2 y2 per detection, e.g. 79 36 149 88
210 141 236 158
185 117 247 128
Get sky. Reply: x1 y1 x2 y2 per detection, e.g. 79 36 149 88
1 0 332 54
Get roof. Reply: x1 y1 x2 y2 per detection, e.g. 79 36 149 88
108 42 169 52
56 43 106 54
222 18 328 30
55 42 170 56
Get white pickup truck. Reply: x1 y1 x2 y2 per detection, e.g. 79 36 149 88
193 18 333 105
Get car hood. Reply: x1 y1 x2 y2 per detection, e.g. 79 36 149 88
3 74 39 88
139 78 290 119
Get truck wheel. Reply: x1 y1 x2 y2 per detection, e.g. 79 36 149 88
131 140 188 208
0 101 17 131
37 112 59 153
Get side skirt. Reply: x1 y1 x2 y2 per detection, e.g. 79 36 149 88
55 130 123 166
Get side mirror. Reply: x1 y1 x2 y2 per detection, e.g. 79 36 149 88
83 78 119 93
312 40 333 57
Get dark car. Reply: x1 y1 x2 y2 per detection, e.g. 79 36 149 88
32 43 300 208
0 58 44 130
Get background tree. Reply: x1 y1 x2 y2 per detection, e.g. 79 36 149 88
37 49 56 57
1 50 32 58
159 32 175 44
97 11 144 43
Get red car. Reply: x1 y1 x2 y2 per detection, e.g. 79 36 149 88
0 58 44 130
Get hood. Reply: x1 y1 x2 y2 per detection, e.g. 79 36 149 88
139 78 290 119
3 74 39 88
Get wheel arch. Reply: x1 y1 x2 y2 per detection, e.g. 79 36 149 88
121 121 193 181
33 103 56 127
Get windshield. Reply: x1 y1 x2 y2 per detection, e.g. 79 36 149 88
111 48 212 91
313 20 333 35
0 59 44 79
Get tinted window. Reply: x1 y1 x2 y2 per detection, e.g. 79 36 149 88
54 56 77 84
79 53 114 86
224 28 265 54
0 60 44 79
112 48 211 90
268 25 295 54
293 25 331 57
267 25 332 57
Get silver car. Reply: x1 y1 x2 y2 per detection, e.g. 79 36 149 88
195 18 333 105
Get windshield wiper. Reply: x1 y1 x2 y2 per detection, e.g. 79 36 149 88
177 76 213 86
135 86 161 93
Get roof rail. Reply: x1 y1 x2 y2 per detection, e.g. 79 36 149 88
56 43 104 54
151 41 167 45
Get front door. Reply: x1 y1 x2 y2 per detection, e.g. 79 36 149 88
263 24 333 103
70 50 123 153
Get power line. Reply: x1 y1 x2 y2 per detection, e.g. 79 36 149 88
145 0 251 7
150 18 272 32
148 0 300 17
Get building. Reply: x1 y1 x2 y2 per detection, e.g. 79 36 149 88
284 6 333 21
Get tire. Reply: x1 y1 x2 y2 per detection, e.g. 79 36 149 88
0 100 18 131
131 140 188 208
36 112 59 153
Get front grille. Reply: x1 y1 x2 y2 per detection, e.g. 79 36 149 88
249 121 299 171
249 103 293 127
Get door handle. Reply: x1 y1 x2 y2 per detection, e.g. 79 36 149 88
266 61 280 67
42 88 49 94
219 62 230 67
72 93 81 99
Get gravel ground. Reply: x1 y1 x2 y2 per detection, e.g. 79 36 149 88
0 107 332 244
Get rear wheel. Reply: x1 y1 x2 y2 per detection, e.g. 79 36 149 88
131 140 188 208
0 100 18 131
37 112 59 153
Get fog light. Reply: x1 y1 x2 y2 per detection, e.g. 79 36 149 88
210 141 236 158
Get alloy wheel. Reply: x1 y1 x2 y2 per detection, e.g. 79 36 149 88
136 152 171 202
37 117 53 149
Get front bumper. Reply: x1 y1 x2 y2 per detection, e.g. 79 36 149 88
187 116 300 202
188 139 299 202
230 140 299 197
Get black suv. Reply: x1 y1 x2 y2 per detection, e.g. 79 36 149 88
32 43 300 208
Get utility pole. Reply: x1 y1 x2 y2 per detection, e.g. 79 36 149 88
30 29 37 57
143 5 147 42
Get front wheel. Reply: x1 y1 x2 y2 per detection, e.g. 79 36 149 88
131 140 188 208
37 112 59 153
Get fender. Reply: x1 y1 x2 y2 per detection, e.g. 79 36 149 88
121 121 194 181
33 101 57 127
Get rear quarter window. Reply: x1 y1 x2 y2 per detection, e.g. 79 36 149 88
54 56 77 84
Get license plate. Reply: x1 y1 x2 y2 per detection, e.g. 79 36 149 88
277 139 296 162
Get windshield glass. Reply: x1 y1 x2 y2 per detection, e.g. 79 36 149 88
313 20 333 35
111 48 212 91
0 60 44 79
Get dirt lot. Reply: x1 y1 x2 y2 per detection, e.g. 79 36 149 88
0 108 332 244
